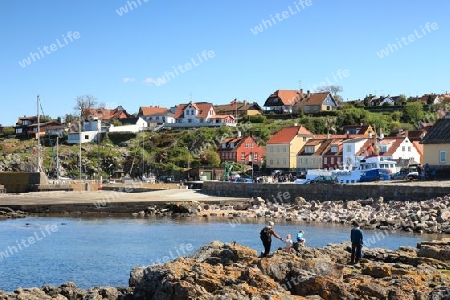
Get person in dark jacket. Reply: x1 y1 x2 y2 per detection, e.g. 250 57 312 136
260 221 283 258
350 221 364 264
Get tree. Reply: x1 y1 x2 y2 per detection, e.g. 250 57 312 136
403 102 425 125
316 85 343 103
74 95 98 118
203 149 221 167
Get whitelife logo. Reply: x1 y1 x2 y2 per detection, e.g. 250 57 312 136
18 31 81 68
145 50 215 87
250 0 312 35
376 22 438 58
116 0 149 16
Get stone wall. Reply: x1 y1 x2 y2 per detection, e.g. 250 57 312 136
0 172 48 193
202 181 450 202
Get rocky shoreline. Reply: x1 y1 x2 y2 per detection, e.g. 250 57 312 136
128 194 450 235
1 239 449 299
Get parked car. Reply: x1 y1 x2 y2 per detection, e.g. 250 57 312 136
158 176 175 183
392 169 409 180
307 175 339 184
360 169 391 182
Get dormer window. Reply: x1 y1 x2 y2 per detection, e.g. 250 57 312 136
305 146 315 153
331 146 338 153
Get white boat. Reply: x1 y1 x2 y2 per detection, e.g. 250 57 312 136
301 155 397 184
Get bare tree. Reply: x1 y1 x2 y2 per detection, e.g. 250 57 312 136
74 95 98 118
316 85 343 103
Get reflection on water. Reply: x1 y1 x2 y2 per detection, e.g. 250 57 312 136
0 216 444 291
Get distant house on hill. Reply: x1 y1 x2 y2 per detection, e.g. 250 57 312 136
166 101 236 129
214 100 262 117
263 89 339 114
14 115 56 139
83 106 130 121
342 124 375 136
138 106 174 130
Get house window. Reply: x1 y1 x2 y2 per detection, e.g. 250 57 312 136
440 150 447 163
305 146 315 153
303 137 307 142
254 153 258 161
346 145 351 152
324 157 327 164
304 158 308 165
408 146 411 151
299 157 302 164
270 146 273 153
277 147 280 153
402 146 405 151
283 158 286 165
331 157 335 164
331 146 338 153
277 159 280 165
283 146 286 152
84 135 89 140
337 157 341 163
311 158 315 165
241 152 245 161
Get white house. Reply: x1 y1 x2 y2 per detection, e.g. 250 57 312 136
138 106 175 130
108 117 148 133
342 138 370 169
67 117 148 144
167 101 236 128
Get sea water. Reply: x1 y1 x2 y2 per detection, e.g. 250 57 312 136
0 216 443 292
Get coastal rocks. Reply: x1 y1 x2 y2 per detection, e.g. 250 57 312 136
0 282 133 300
0 207 28 219
129 240 450 299
1 239 450 299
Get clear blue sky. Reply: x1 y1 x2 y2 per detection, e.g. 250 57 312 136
1 0 449 126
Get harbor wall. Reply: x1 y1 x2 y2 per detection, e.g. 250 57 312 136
202 181 450 202
0 172 48 193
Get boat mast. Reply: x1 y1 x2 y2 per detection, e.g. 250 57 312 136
37 95 42 172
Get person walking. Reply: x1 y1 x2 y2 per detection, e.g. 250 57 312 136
350 221 364 264
260 221 283 258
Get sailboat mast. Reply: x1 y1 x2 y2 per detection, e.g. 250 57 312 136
37 95 42 172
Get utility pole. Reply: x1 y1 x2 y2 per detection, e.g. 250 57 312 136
79 119 82 188
142 131 145 177
56 136 59 179
36 95 42 172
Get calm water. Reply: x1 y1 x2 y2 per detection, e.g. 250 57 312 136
0 216 443 292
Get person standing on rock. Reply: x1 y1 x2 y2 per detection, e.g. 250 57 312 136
350 221 364 264
260 221 283 258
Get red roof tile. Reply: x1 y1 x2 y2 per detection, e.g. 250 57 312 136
267 126 312 144
139 106 169 115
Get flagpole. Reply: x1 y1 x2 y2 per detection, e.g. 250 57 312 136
235 99 238 125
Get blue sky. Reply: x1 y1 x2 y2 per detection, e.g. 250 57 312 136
1 0 449 126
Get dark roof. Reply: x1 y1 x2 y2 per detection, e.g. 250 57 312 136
420 117 450 144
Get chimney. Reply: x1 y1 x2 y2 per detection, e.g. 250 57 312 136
307 90 310 98
299 89 303 99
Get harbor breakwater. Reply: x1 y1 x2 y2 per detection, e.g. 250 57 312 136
202 181 450 202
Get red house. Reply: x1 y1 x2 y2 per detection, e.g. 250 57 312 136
217 133 264 165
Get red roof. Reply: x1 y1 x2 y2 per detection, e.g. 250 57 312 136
173 102 214 119
267 126 312 144
139 106 169 115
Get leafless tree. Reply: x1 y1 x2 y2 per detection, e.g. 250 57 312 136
316 85 343 103
74 95 98 118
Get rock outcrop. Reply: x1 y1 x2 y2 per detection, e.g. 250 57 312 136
1 239 449 299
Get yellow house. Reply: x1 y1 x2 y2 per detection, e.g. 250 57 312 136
420 116 450 169
297 138 332 170
266 126 313 170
